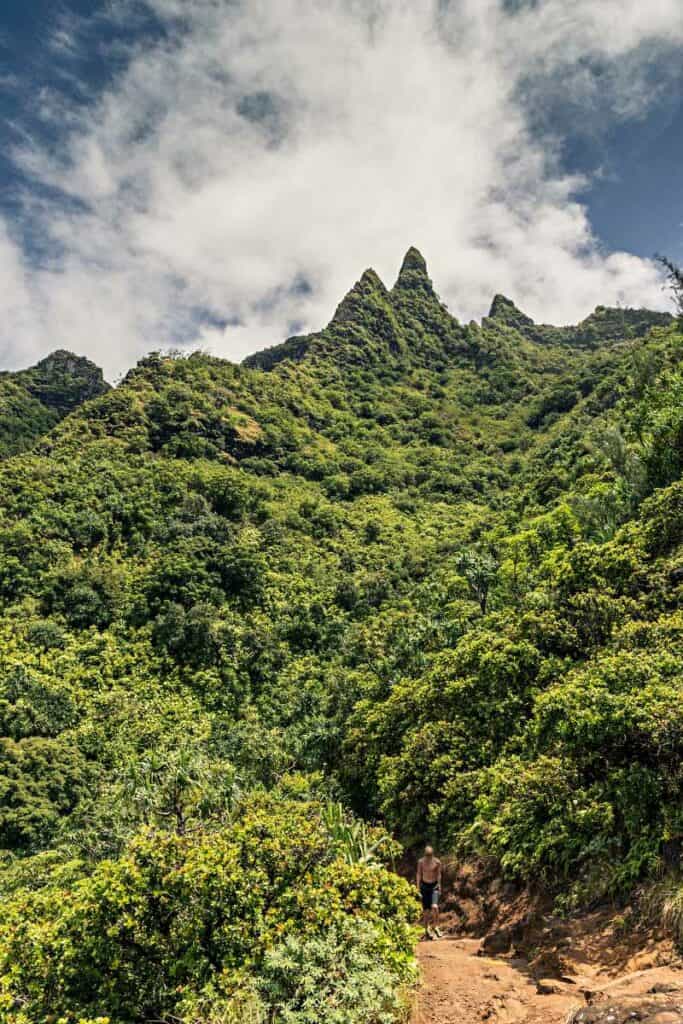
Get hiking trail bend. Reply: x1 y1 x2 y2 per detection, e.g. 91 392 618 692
412 936 579 1024
412 935 683 1024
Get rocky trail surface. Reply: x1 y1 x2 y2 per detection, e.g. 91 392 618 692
412 935 683 1024
408 872 683 1024
413 936 574 1024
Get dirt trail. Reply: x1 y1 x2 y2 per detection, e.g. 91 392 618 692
413 937 580 1024
412 936 683 1024
409 862 683 1024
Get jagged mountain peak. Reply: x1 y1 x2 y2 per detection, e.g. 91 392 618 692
21 349 109 414
393 246 434 294
399 246 428 275
487 294 535 329
331 267 389 324
0 349 109 458
33 349 98 372
244 247 674 373
360 267 386 289
485 298 673 348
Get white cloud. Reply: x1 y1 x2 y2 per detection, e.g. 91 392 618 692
0 225 47 369
2 0 682 376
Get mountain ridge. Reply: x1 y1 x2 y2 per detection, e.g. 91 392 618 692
244 247 673 371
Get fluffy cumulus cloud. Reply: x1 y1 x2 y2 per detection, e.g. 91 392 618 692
2 0 683 375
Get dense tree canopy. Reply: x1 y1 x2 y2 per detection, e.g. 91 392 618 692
0 248 680 1021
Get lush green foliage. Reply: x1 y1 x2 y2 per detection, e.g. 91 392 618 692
0 247 681 1017
0 797 416 1023
0 350 108 457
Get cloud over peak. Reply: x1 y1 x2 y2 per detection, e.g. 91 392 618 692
2 0 682 375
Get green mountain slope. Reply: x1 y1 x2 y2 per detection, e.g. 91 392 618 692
485 293 672 347
0 349 109 457
0 250 681 1023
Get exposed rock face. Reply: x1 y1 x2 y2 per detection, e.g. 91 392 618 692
24 350 109 413
479 925 516 955
528 948 574 980
569 1000 683 1024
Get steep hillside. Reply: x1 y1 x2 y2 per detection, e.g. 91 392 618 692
0 250 681 1024
0 350 109 457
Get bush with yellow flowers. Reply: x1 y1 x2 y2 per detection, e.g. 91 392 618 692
0 797 418 1024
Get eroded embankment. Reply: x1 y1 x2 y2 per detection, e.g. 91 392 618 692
412 861 683 1024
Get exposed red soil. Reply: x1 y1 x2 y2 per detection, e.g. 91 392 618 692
410 860 683 1024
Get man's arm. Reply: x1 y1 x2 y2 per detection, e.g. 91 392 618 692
437 860 443 888
416 859 422 888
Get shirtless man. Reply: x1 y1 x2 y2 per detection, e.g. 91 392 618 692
416 845 443 939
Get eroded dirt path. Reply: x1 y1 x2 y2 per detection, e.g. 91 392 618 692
412 937 580 1024
417 937 589 1024
409 862 683 1024
412 935 683 1024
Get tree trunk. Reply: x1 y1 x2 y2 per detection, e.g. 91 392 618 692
662 837 681 877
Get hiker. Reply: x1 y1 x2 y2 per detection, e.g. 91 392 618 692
417 845 443 939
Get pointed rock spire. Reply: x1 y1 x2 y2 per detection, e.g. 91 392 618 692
400 246 428 277
325 265 406 360
393 247 435 295
331 268 388 324
359 268 386 291
487 294 534 329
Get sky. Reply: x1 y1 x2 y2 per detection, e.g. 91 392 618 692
1 0 683 378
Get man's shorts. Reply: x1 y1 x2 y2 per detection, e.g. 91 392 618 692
420 881 440 911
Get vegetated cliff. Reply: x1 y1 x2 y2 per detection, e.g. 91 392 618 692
0 249 680 1023
0 349 109 457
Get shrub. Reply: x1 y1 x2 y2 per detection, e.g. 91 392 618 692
256 921 415 1024
0 801 418 1024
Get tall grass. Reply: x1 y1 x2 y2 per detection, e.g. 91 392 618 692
660 884 683 946
640 880 683 947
